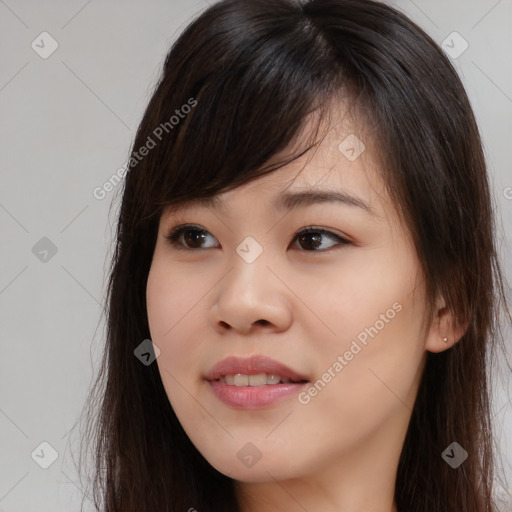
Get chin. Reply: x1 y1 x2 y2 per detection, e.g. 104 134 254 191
199 445 307 483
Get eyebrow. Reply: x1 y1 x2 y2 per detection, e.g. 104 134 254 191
275 189 376 216
167 189 377 217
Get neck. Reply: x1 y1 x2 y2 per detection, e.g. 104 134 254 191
235 423 405 512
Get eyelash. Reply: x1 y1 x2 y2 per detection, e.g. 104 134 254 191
164 224 351 253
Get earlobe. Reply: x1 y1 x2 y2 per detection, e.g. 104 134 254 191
425 296 468 353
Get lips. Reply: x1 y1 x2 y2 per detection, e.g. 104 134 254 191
204 354 308 409
204 356 310 409
204 355 309 383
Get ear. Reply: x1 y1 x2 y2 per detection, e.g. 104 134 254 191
425 295 468 353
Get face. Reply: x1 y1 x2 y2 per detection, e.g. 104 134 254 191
146 110 430 485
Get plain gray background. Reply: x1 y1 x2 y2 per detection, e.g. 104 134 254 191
0 0 511 510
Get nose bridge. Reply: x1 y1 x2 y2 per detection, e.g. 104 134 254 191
223 236 272 304
211 235 291 333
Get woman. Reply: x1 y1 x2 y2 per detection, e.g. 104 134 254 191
79 0 511 510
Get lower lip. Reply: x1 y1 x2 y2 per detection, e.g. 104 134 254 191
207 380 307 409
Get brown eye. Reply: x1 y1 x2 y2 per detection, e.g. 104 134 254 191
165 225 218 250
292 227 350 252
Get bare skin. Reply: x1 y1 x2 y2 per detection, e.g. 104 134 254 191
146 105 464 512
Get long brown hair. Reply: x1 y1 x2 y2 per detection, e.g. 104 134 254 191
77 0 511 510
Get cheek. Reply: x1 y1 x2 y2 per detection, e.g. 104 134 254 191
146 261 173 339
146 256 207 343
146 257 210 392
146 262 200 432
147 261 188 388
309 243 423 353
303 247 427 434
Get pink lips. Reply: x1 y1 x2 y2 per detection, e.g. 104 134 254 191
204 355 309 409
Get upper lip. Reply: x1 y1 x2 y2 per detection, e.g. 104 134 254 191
204 355 309 382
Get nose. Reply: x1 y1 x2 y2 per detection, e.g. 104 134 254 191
209 252 293 336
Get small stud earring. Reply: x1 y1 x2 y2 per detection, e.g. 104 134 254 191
442 336 448 343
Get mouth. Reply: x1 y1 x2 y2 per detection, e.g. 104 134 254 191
204 354 309 382
216 373 308 386
204 355 309 409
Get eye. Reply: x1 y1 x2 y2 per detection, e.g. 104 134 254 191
164 224 351 252
165 224 219 250
291 226 350 252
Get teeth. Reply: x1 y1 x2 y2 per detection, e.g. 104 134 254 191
266 374 281 385
248 373 267 387
218 373 300 386
233 374 249 386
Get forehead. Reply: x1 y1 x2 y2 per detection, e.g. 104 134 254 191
163 98 390 220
